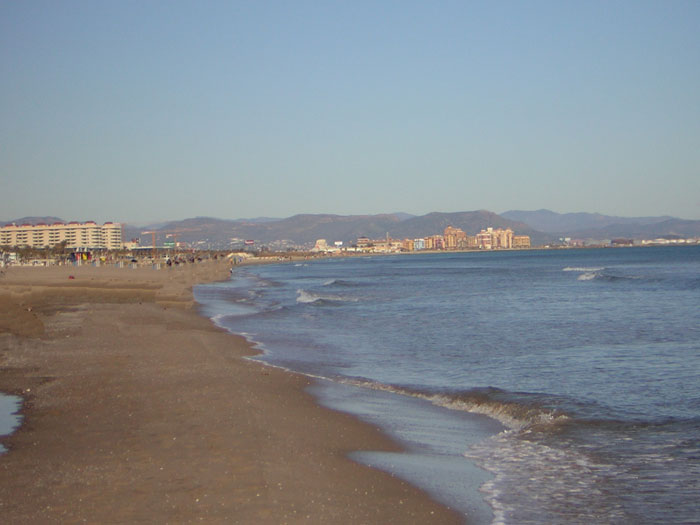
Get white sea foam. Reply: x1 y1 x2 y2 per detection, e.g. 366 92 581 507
563 266 604 272
296 289 357 304
210 313 229 328
467 431 625 524
562 266 604 281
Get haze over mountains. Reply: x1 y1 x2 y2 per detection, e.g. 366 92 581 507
501 210 700 241
501 210 677 234
6 210 700 249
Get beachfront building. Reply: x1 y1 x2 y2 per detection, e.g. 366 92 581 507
355 237 372 251
372 239 403 253
354 235 403 253
401 239 415 252
476 229 494 250
311 239 344 254
475 227 519 249
443 226 468 250
351 227 529 253
493 228 514 249
0 221 124 250
424 235 445 250
513 235 531 249
312 239 329 252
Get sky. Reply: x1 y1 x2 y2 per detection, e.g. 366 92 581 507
2 1 699 224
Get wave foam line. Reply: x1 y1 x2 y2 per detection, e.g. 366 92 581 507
338 379 569 431
296 289 358 304
563 266 605 272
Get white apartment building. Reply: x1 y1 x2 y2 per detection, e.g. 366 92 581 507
0 221 124 250
476 227 515 249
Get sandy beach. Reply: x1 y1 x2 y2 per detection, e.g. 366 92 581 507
0 261 461 523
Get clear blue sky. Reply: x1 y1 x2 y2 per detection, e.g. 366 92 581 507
2 1 699 224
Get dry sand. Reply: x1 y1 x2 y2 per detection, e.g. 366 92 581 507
0 261 462 523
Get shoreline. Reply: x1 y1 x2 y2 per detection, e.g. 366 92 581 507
0 262 463 523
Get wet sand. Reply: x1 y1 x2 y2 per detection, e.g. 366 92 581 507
0 262 462 523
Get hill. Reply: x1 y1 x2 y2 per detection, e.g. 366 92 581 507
2 216 65 226
391 210 540 241
501 209 700 240
572 218 700 240
501 209 675 234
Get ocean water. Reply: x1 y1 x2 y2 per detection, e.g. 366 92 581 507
195 246 700 524
0 393 21 454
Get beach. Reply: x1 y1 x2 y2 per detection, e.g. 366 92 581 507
0 261 461 523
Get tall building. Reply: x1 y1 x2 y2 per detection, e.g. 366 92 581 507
512 235 531 249
443 226 467 250
476 228 494 249
476 227 515 249
493 228 514 249
424 235 445 250
0 221 124 250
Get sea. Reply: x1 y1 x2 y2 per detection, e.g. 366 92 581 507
194 246 700 524
0 393 21 454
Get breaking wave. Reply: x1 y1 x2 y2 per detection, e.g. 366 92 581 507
423 389 570 431
340 379 569 431
296 289 358 305
562 266 605 273
562 265 700 289
562 266 604 281
322 278 357 287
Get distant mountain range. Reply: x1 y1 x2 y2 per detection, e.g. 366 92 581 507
501 210 700 240
116 210 545 249
4 216 65 226
6 210 700 249
501 210 676 234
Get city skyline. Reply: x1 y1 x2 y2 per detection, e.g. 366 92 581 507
2 1 699 223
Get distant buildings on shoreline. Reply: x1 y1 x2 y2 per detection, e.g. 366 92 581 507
313 226 531 254
6 220 695 256
0 221 124 250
